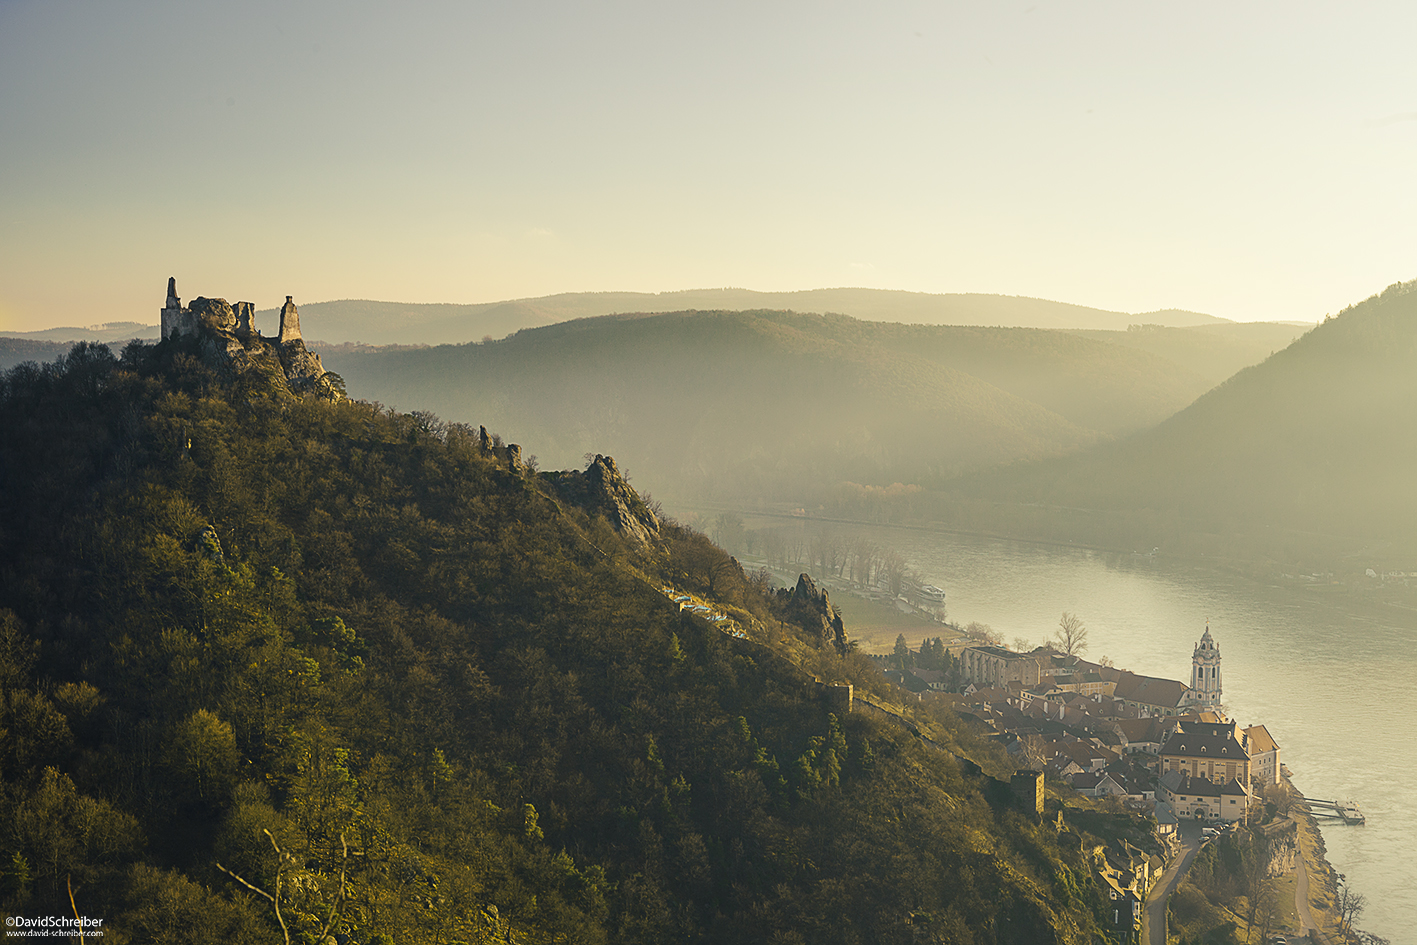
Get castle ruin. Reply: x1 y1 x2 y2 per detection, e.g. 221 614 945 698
159 277 336 398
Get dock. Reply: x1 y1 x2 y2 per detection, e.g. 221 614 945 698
1298 795 1365 825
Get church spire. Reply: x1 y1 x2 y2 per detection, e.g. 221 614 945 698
1190 621 1223 713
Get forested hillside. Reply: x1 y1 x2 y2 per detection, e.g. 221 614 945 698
941 280 1417 566
0 339 1144 943
322 310 1233 504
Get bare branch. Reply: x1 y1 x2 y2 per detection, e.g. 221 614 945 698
316 833 351 939
214 828 291 945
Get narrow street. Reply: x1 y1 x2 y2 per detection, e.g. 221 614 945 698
1143 821 1203 945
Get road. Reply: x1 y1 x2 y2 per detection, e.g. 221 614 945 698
1143 821 1203 945
1296 853 1330 943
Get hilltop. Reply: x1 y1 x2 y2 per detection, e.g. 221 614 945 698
0 321 1154 942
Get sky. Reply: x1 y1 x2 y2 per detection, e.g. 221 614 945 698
2 0 1416 332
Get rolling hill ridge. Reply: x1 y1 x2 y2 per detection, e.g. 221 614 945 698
321 309 1233 503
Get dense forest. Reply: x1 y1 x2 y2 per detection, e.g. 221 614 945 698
0 338 1154 943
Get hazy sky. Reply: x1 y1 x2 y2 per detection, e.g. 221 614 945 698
3 1 1415 331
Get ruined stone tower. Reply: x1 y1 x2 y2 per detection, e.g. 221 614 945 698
278 296 301 344
160 277 191 340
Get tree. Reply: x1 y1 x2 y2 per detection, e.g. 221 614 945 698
1053 612 1089 657
964 622 1000 646
880 550 911 597
163 709 239 805
893 634 912 673
1336 878 1367 934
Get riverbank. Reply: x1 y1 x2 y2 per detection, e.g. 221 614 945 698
1286 776 1347 941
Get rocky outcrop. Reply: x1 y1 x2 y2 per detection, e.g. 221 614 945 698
551 454 660 548
189 297 238 333
1257 817 1299 876
159 278 341 399
787 573 849 653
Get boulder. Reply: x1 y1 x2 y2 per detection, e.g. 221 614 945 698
189 297 237 332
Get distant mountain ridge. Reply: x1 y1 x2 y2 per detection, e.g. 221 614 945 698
5 288 1228 347
250 288 1228 346
2 321 158 343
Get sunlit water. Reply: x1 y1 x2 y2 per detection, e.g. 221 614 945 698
845 526 1413 941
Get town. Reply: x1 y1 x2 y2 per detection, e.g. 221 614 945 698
870 618 1341 943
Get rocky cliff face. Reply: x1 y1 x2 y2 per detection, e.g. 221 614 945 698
551 454 661 548
1258 817 1299 876
786 573 849 653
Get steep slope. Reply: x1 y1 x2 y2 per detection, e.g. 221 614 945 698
968 280 1417 551
0 336 1139 943
323 310 1230 504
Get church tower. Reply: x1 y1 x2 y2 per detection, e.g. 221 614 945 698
1190 623 1222 713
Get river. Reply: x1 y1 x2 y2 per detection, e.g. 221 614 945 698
844 525 1413 941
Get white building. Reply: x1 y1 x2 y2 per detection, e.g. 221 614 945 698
1186 624 1223 712
1243 724 1281 786
1157 770 1250 823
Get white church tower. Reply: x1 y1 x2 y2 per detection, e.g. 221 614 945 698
1190 623 1223 713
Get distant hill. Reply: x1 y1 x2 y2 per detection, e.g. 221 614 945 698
1 321 157 343
321 310 1237 503
4 289 1226 347
0 337 88 372
956 280 1417 559
261 288 1228 346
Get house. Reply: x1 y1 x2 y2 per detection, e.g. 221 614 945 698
1159 719 1251 786
1050 671 1116 698
1113 717 1175 756
1051 739 1117 774
1153 800 1180 840
1099 871 1143 942
1069 771 1129 799
1157 770 1250 823
909 667 947 691
1243 724 1281 786
1095 841 1157 943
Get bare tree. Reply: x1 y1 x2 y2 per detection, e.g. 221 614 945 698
1012 733 1047 771
1336 878 1367 935
880 550 912 597
964 622 1000 646
1053 612 1089 657
217 829 349 945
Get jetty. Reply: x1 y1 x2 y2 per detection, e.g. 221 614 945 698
1297 795 1365 825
